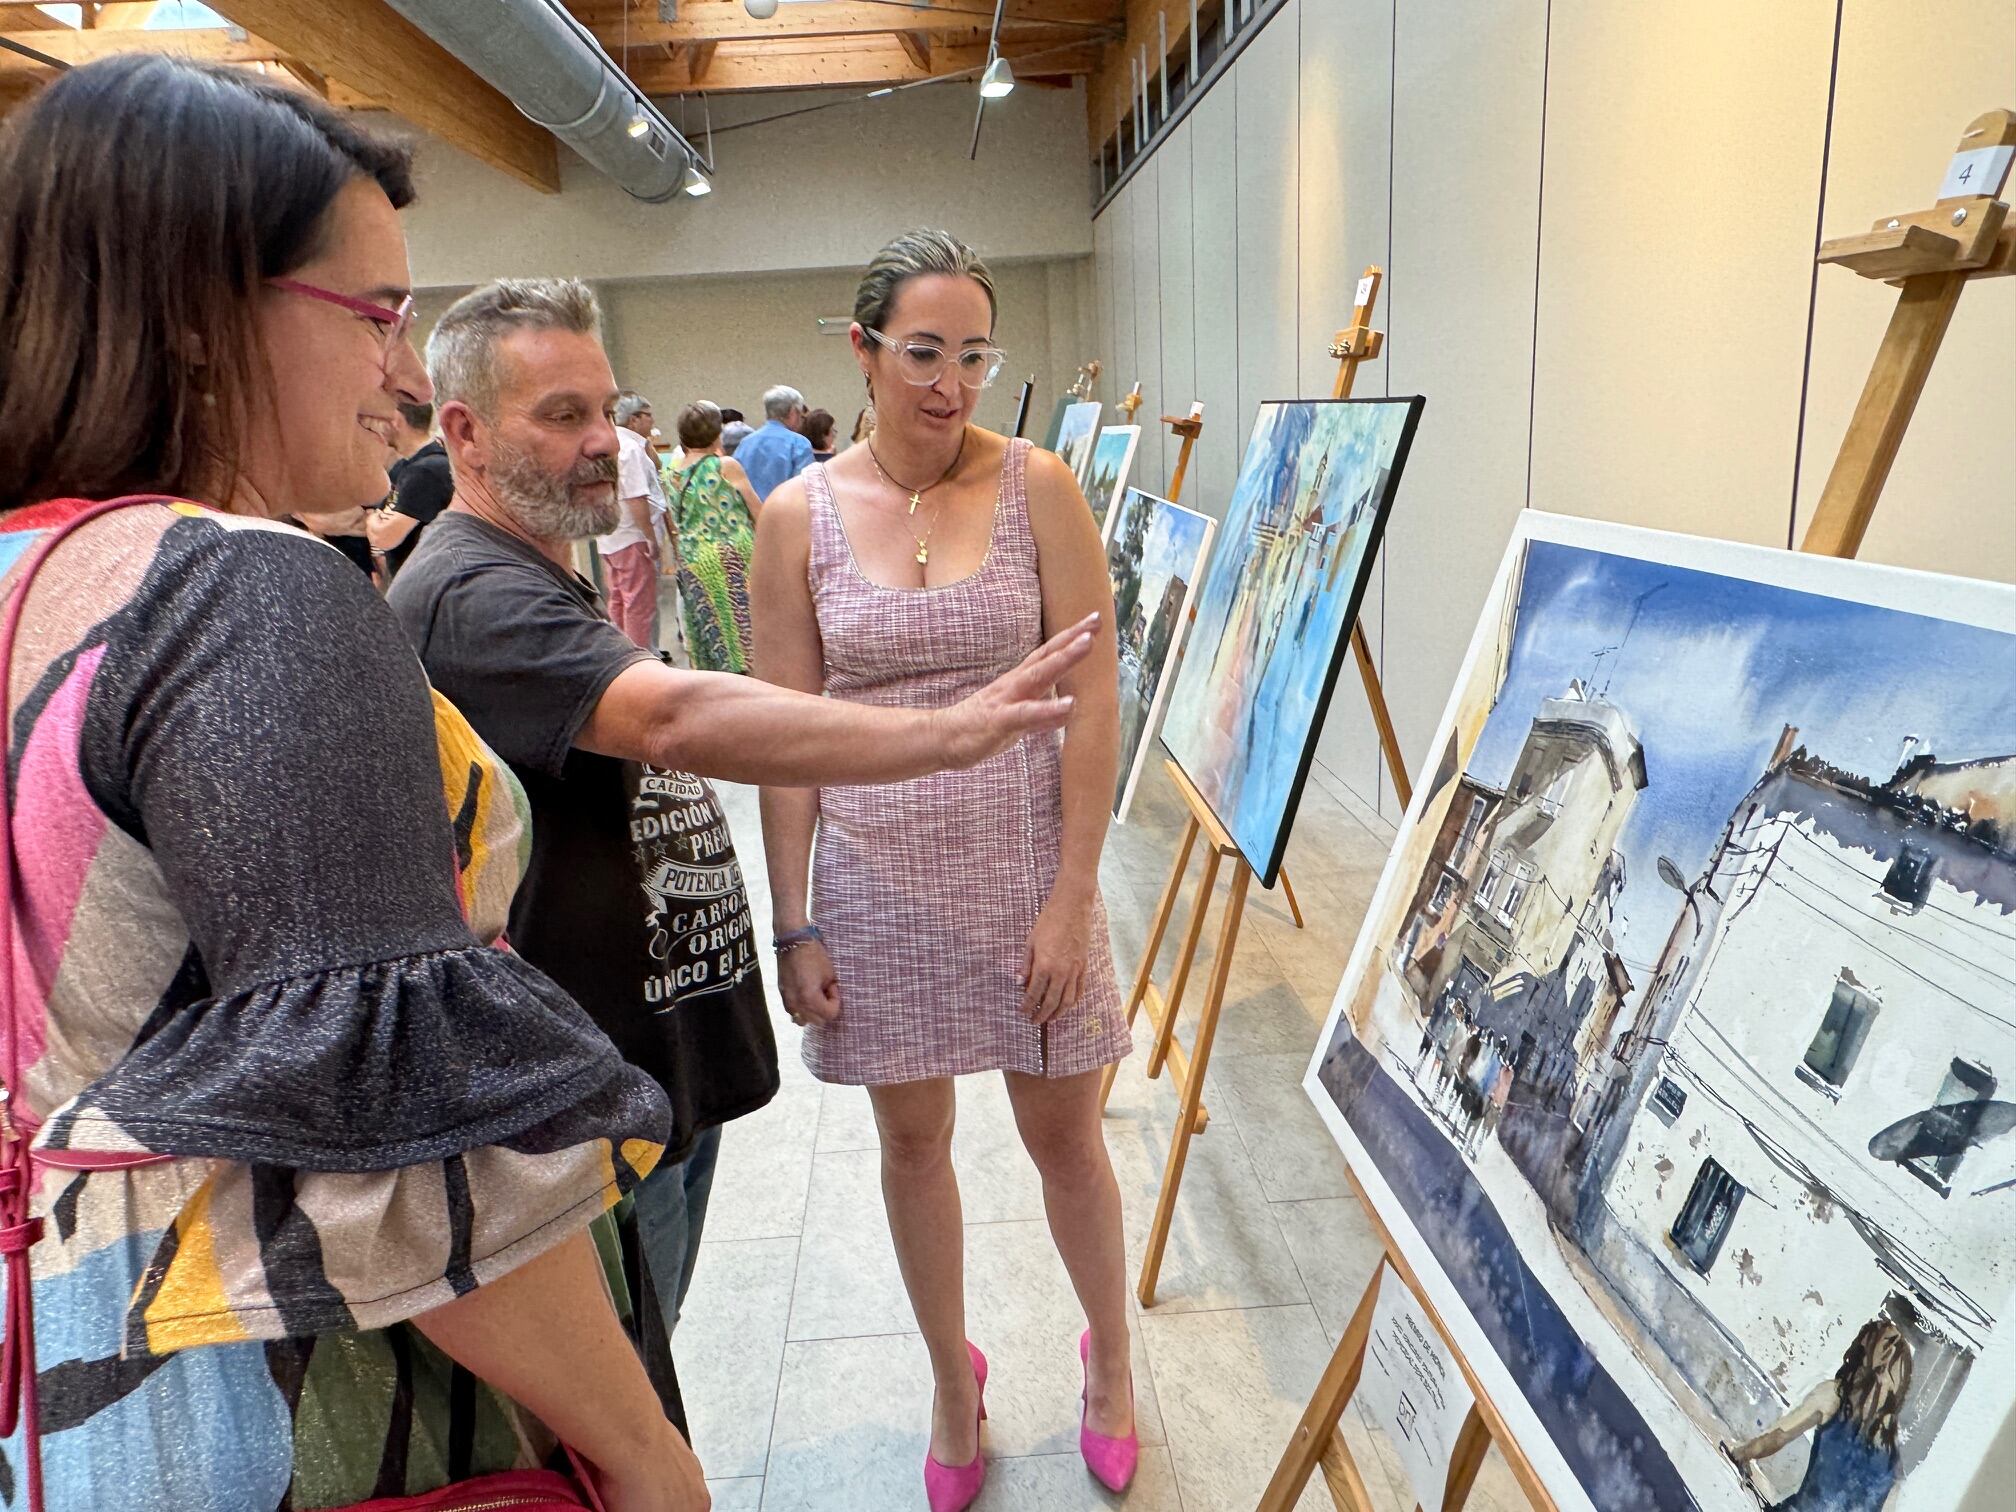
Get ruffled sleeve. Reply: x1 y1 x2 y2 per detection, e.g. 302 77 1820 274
29 514 669 1353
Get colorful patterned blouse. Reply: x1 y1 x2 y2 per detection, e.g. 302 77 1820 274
667 455 756 675
0 500 670 1507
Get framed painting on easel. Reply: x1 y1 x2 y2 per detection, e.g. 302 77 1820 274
1160 396 1423 887
1083 423 1142 540
1104 485 1215 822
1305 509 2016 1512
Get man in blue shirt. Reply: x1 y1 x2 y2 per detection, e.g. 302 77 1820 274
734 384 814 503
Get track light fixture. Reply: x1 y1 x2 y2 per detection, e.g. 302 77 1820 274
979 55 1015 100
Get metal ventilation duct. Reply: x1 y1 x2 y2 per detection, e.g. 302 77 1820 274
380 0 702 203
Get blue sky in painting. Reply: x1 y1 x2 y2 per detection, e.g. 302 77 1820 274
1465 540 2016 978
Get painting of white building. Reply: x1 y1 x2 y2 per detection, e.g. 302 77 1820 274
1304 512 2016 1512
1586 737 2016 1504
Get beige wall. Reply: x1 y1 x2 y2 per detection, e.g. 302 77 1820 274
408 259 1088 447
1091 0 2016 826
400 82 1095 290
598 259 1086 446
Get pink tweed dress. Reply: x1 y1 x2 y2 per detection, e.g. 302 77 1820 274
802 438 1130 1085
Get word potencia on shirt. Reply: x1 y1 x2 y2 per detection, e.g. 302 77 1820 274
632 767 758 1011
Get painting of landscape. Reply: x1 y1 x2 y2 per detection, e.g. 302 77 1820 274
1083 425 1141 539
1160 397 1422 885
1307 510 2016 1512
1105 487 1216 821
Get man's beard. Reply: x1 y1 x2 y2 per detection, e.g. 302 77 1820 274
490 439 621 540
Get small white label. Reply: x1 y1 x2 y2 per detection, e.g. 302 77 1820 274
1188 401 1204 419
1355 274 1377 309
1940 144 2014 200
1350 1266 1475 1512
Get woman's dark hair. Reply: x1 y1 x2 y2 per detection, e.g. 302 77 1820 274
803 408 837 452
0 54 415 510
676 400 723 452
1835 1318 1912 1455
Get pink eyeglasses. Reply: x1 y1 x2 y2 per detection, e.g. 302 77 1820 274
267 277 417 363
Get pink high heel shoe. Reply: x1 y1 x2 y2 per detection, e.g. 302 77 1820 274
1079 1329 1140 1492
923 1340 988 1512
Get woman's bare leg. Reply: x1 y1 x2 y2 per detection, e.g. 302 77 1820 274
1003 1067 1135 1437
868 1077 979 1464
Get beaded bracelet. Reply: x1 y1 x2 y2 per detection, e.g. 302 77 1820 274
772 924 824 955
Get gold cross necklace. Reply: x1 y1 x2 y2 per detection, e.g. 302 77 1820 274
868 430 968 564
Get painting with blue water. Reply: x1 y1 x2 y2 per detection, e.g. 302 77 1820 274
1160 397 1423 886
1305 510 2016 1512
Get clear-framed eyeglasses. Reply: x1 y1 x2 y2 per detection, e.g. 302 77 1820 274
863 327 1008 390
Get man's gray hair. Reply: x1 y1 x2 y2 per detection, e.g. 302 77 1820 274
762 384 805 421
427 278 602 420
614 390 652 426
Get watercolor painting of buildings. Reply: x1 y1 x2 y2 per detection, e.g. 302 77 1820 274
1307 511 2016 1512
1104 487 1216 821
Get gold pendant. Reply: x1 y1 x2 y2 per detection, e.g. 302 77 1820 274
908 491 922 515
915 545 930 565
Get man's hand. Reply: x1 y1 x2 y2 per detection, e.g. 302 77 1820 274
934 613 1100 770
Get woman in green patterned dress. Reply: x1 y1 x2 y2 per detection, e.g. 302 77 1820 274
668 400 765 673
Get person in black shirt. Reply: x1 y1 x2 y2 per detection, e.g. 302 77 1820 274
372 398 454 578
389 277 1099 1347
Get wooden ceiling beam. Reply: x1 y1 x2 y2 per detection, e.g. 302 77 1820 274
0 24 289 69
207 0 560 193
587 0 1119 48
628 35 1097 94
0 7 69 33
1085 0 1220 148
93 3 161 29
897 30 931 72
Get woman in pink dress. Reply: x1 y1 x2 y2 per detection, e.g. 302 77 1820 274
752 230 1138 1509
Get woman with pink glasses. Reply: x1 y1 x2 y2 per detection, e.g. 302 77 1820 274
0 59 1093 1511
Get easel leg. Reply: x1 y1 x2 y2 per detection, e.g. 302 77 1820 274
1802 269 1967 558
1257 1262 1385 1512
1350 619 1413 811
1100 814 1199 1112
1137 861 1250 1309
1277 866 1307 929
1441 1406 1493 1510
1145 844 1222 1082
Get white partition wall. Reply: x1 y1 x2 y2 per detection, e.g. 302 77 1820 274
1090 0 2016 824
1155 121 1198 494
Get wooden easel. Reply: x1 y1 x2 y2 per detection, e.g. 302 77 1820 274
1101 275 1412 1307
1118 381 1145 422
1259 112 2013 1512
1164 407 1204 502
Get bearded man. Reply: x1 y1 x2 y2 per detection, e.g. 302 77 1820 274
387 278 1097 1389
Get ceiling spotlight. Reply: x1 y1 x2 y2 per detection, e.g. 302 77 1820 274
744 0 779 18
681 163 712 197
626 111 651 139
979 56 1015 100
